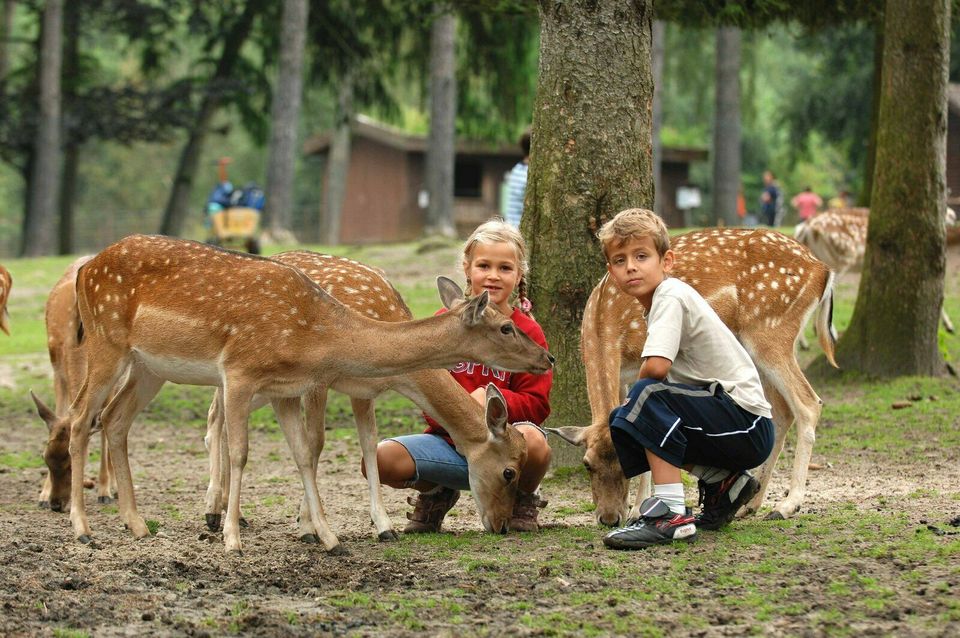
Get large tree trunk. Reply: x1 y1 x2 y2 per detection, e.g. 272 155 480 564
159 4 259 237
424 6 456 238
861 27 883 208
526 0 653 430
322 69 354 245
0 1 15 87
58 0 80 255
712 26 741 227
263 0 308 240
651 19 664 217
835 0 949 376
22 0 63 256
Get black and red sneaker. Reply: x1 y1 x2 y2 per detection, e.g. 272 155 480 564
603 497 697 550
696 470 760 530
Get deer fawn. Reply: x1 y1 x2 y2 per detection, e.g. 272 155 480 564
204 251 538 545
0 263 11 335
550 228 837 525
63 235 553 553
31 256 118 510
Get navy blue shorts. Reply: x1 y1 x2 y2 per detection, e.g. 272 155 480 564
609 379 774 479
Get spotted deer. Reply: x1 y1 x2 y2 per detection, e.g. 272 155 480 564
795 207 955 336
30 256 118 510
204 251 537 545
549 228 837 525
63 235 553 553
0 263 11 335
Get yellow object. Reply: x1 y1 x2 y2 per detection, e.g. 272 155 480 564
210 207 260 240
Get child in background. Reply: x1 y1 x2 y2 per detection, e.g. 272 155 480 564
596 208 775 549
366 218 553 532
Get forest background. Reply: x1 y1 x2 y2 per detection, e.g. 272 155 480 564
4 1 960 258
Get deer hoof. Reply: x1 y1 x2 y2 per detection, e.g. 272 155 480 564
39 500 50 509
299 534 320 545
205 514 221 531
326 544 348 556
78 534 92 544
764 511 785 521
97 495 113 505
239 517 250 528
378 529 400 542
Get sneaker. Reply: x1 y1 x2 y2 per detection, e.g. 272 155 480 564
696 470 760 531
603 497 697 550
403 487 460 533
509 491 548 532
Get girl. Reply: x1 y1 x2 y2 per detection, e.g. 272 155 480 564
366 218 553 532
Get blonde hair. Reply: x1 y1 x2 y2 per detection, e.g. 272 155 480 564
461 217 532 314
596 208 670 259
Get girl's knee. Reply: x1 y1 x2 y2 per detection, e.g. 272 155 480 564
370 440 415 485
518 426 552 469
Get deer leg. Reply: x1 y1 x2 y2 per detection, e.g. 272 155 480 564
743 385 791 518
103 367 164 539
96 429 114 504
222 385 255 554
297 388 328 542
767 369 821 520
272 396 342 554
942 307 955 334
351 396 397 541
204 389 225 530
627 472 653 522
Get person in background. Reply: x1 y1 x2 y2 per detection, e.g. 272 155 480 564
504 130 531 228
759 170 782 227
791 186 822 222
828 189 852 210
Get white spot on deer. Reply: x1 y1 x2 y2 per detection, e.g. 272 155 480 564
756 282 766 291
629 320 640 330
771 281 780 290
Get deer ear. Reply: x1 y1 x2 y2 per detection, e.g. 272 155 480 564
545 426 588 447
484 384 509 438
437 277 463 309
463 290 489 326
29 390 57 432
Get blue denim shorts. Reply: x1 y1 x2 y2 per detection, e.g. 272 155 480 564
388 422 547 491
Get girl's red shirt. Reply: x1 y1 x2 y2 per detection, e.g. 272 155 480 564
423 306 553 441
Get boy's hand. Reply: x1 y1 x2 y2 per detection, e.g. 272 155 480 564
639 356 672 381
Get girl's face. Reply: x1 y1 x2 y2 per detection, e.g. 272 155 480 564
464 241 521 315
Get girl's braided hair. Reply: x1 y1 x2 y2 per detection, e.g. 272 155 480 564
461 217 533 315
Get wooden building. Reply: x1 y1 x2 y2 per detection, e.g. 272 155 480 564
947 84 960 206
303 116 707 243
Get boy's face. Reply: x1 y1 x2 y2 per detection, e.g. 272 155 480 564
606 235 673 309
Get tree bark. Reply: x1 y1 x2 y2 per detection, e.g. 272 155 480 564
835 0 949 376
58 0 80 255
322 69 354 245
651 19 664 217
526 0 653 429
712 26 741 227
159 4 259 237
22 0 63 256
424 6 456 238
861 27 883 208
0 1 15 88
263 0 309 239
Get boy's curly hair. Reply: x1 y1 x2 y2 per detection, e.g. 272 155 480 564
596 208 670 260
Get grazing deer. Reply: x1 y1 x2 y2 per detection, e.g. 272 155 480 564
795 208 955 336
31 256 117 510
204 251 537 545
0 263 11 335
549 228 837 525
63 235 553 553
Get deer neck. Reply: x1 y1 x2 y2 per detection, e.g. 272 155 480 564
393 369 490 449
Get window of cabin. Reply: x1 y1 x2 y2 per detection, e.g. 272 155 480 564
454 160 483 198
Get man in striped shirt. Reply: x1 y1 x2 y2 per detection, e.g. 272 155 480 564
503 130 531 228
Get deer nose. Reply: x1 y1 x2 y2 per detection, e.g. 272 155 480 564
599 512 621 527
547 354 556 365
499 521 508 534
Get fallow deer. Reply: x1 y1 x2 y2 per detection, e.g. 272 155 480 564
549 228 837 525
204 251 540 545
31 256 117 510
64 235 553 553
0 263 11 335
795 207 955 336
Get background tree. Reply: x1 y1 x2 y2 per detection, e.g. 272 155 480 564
22 0 62 256
424 4 456 238
263 0 308 240
524 0 653 426
712 26 741 226
834 0 950 376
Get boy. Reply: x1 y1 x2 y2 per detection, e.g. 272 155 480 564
596 208 775 549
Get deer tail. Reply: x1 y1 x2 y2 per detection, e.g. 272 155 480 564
816 271 839 368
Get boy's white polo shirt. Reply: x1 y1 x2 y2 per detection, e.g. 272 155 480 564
640 277 772 418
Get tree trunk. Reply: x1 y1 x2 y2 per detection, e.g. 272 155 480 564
263 0 309 240
58 0 80 255
322 69 354 245
0 1 15 88
526 0 653 431
159 4 259 237
835 0 949 376
651 19 664 217
58 143 78 254
712 26 741 227
861 27 883 208
22 0 63 256
424 6 457 238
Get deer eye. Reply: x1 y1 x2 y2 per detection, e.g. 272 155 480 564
500 323 515 335
503 468 517 482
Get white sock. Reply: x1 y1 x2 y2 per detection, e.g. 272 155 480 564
654 483 686 515
689 465 731 485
